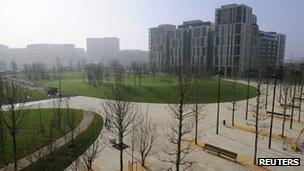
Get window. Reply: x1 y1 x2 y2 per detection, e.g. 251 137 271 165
236 7 243 22
202 47 206 55
235 24 241 34
235 35 241 45
243 7 247 22
215 26 219 35
215 37 220 45
234 46 240 55
216 10 222 24
234 56 240 66
215 56 219 65
214 47 218 55
202 27 206 36
201 38 205 46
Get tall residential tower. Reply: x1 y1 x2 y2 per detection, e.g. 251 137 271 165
213 4 260 76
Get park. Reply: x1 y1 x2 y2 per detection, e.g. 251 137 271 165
1 64 303 171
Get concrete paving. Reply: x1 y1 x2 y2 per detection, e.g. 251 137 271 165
23 83 304 171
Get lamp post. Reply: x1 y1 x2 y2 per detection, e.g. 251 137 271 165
216 70 224 135
265 65 272 110
245 68 252 119
298 73 303 122
290 70 300 129
268 71 281 149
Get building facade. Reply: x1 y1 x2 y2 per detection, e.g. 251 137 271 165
149 21 213 73
213 4 260 76
148 4 287 76
0 44 85 67
259 31 286 70
86 37 120 63
149 24 176 72
170 20 213 73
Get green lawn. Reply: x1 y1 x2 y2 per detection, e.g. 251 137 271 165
2 82 50 102
17 71 257 103
23 113 103 171
23 87 50 101
0 109 83 167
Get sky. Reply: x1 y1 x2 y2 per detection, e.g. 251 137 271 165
0 0 303 58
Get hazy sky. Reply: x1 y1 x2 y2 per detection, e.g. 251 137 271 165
0 0 303 57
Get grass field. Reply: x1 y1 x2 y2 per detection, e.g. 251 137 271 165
23 113 103 171
0 108 83 167
2 83 50 102
17 71 257 103
22 87 50 101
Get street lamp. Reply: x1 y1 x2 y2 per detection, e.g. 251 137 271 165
245 67 254 119
290 69 301 129
216 70 224 135
265 65 273 110
268 70 282 149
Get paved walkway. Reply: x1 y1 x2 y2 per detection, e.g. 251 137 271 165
3 81 304 171
0 110 94 171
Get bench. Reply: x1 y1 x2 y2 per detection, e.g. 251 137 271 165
203 143 237 160
280 103 300 109
266 111 291 117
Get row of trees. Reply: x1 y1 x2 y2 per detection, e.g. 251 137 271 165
221 61 304 165
0 72 82 170
101 64 208 171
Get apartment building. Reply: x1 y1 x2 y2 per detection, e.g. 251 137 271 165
259 31 286 69
213 4 260 76
170 20 213 72
86 37 120 63
149 24 176 72
148 4 287 76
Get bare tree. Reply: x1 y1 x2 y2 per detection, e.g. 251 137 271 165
250 64 267 165
149 61 157 78
191 77 206 144
2 82 30 170
37 104 45 133
278 67 292 137
135 112 158 167
21 141 48 168
11 60 18 77
279 83 290 137
228 69 241 126
102 73 138 171
0 73 4 162
81 139 105 170
130 61 147 87
159 67 195 171
56 58 62 101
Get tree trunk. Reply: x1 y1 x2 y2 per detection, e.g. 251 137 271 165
194 104 198 144
120 135 124 171
254 89 260 165
282 108 287 137
245 70 251 120
12 130 17 171
290 78 297 129
176 77 184 171
0 110 4 158
298 83 303 122
141 154 145 167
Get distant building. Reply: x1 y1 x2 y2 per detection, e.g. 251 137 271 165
149 4 287 76
149 24 176 72
170 20 214 72
214 4 260 76
0 44 85 67
86 37 120 63
259 31 286 69
118 50 148 66
149 21 213 73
